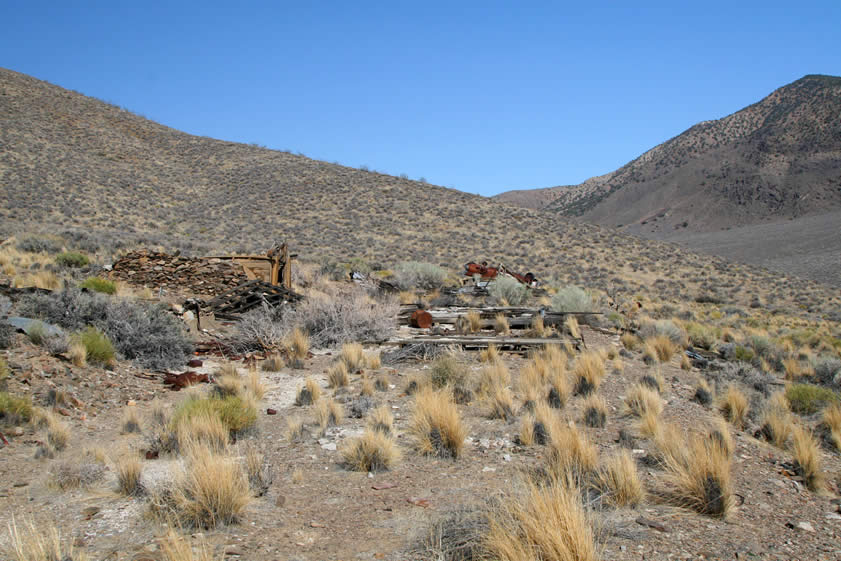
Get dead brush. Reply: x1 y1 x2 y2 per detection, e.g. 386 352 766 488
327 362 350 388
341 429 401 472
340 342 365 372
115 454 144 496
719 385 749 429
295 377 321 406
152 443 250 528
572 351 606 395
49 458 106 491
581 394 607 428
624 383 663 418
545 423 598 478
6 518 89 561
484 474 598 561
791 424 825 492
410 387 466 459
148 399 168 428
592 450 644 508
367 405 394 435
314 397 344 433
656 425 734 518
493 313 510 335
120 405 142 434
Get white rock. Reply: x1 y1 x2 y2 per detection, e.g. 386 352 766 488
320 442 337 451
826 512 841 520
482 466 496 472
503 454 512 462
796 521 815 532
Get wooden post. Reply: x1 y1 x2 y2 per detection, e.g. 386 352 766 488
270 252 281 286
281 243 292 290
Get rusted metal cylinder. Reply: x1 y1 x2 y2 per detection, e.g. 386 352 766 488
410 309 433 329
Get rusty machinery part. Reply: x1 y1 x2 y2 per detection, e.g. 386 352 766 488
409 309 433 329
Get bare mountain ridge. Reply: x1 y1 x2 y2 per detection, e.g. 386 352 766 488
1 67 839 314
495 74 841 231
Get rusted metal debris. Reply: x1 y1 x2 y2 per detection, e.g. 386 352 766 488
163 371 210 390
409 309 433 329
463 262 538 287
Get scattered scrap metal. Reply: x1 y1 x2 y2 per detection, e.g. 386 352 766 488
463 262 538 287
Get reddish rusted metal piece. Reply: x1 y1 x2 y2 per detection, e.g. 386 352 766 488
464 262 499 279
410 309 433 329
163 371 210 390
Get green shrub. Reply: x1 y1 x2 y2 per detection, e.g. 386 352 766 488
55 251 90 268
26 321 48 345
171 395 257 435
732 345 755 363
393 261 449 291
78 326 115 365
686 322 718 350
550 286 593 313
80 277 117 295
786 383 839 415
488 276 529 306
0 391 32 425
429 355 467 388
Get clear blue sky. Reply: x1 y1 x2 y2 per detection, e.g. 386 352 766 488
3 1 840 196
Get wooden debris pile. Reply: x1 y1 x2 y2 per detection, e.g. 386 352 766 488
110 250 250 296
204 280 302 320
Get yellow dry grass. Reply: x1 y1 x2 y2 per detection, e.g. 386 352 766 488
409 387 466 459
327 362 350 388
314 397 344 433
479 343 500 364
478 361 511 397
114 454 143 496
643 335 678 363
466 310 482 333
494 313 511 335
822 402 841 451
160 528 221 561
289 328 310 362
564 316 580 339
593 450 645 507
341 429 401 472
791 424 825 492
295 377 321 406
572 351 606 395
261 353 285 372
624 383 663 418
68 341 87 367
484 475 598 561
545 423 598 477
719 385 749 429
6 518 89 561
340 342 365 372
367 405 394 435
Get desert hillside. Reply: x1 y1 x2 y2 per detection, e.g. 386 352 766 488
1 67 839 317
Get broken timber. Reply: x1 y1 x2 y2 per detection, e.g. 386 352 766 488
376 335 580 351
204 280 301 320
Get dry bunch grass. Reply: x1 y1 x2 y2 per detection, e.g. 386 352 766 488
573 351 606 395
244 368 265 400
494 314 510 335
528 315 550 337
68 341 87 367
367 405 394 435
484 475 598 561
760 407 793 449
288 327 310 363
295 377 321 406
341 429 401 472
285 416 305 442
360 375 375 396
564 316 580 340
643 335 678 363
624 383 663 418
545 423 598 477
115 454 144 496
6 518 89 561
620 332 641 350
46 415 70 452
340 342 365 372
261 353 285 372
121 405 142 434
655 423 734 518
581 394 607 428
593 450 644 508
160 528 221 561
486 384 516 420
365 351 381 369
410 387 466 459
478 361 511 397
719 385 749 429
153 443 251 528
327 362 350 388
547 369 570 409
822 403 841 451
314 397 344 433
791 424 824 492
479 343 500 364
175 410 230 453
466 310 482 333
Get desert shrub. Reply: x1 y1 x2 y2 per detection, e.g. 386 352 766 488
759 406 792 448
821 403 841 451
121 405 142 434
488 276 528 306
815 357 841 387
685 322 718 350
79 277 117 295
0 321 14 350
640 319 687 347
484 476 598 561
593 450 644 508
100 299 193 369
718 343 755 363
17 235 63 254
6 519 89 561
243 444 273 497
786 383 839 415
0 392 32 425
410 387 466 459
550 285 593 314
341 429 401 472
55 251 89 268
367 405 394 435
393 261 449 291
19 289 193 369
234 303 288 351
291 288 398 347
77 326 115 366
314 397 344 433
